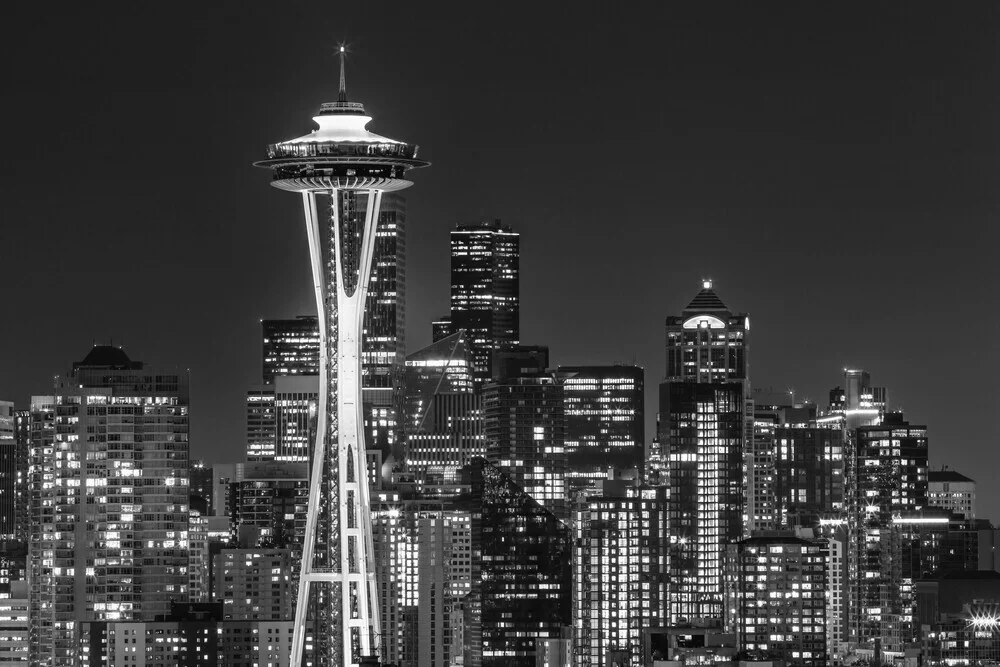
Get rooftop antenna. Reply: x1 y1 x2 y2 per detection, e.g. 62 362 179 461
338 43 348 102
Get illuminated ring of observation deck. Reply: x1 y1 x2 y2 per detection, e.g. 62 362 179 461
254 77 428 192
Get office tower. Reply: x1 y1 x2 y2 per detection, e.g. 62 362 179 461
254 49 428 666
483 374 567 520
28 345 189 665
403 332 482 474
657 280 750 623
724 533 828 667
262 316 321 384
448 220 520 386
557 365 644 493
246 376 318 462
229 461 309 548
852 412 928 649
774 426 845 528
0 402 12 440
928 469 976 520
573 481 668 666
461 458 572 667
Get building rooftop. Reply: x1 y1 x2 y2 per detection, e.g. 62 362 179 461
684 280 729 313
929 470 975 484
74 345 141 371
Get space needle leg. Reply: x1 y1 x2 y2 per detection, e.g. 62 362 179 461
290 191 330 666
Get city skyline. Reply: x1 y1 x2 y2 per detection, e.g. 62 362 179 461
1 2 998 520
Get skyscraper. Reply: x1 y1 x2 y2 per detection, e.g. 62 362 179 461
657 280 750 623
461 458 571 667
403 331 482 474
262 316 321 384
447 220 519 386
483 375 567 520
558 365 644 494
28 345 190 665
774 425 845 528
246 376 318 462
851 412 929 648
254 49 428 665
573 481 668 666
725 533 829 666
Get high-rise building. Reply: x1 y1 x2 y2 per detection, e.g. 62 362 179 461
483 375 567 520
928 469 976 520
461 458 571 667
573 481 668 666
774 425 845 528
229 461 309 549
262 316 321 384
851 412 928 648
28 345 190 665
557 365 644 494
246 376 318 462
0 402 27 542
725 533 828 666
447 220 519 386
657 281 750 623
744 394 817 534
403 331 481 474
254 48 428 665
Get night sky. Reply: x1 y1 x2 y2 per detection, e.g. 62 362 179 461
2 4 997 514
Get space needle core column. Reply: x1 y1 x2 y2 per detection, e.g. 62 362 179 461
254 48 428 666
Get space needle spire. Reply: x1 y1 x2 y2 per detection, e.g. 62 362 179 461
255 50 428 667
338 44 348 102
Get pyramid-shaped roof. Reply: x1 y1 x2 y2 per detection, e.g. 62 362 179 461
683 280 729 314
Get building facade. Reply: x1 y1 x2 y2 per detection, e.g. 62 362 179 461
558 365 644 494
725 533 828 666
657 280 750 624
573 482 668 666
403 331 482 474
28 346 190 665
483 376 567 520
928 469 975 520
446 220 520 386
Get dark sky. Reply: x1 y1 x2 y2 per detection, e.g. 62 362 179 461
2 4 998 514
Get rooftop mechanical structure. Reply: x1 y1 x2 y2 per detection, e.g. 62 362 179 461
255 48 428 666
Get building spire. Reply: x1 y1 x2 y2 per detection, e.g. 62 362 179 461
338 45 347 102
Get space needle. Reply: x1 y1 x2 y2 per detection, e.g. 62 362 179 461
255 47 428 666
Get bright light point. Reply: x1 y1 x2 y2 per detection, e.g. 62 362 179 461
703 279 713 290
340 46 346 53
